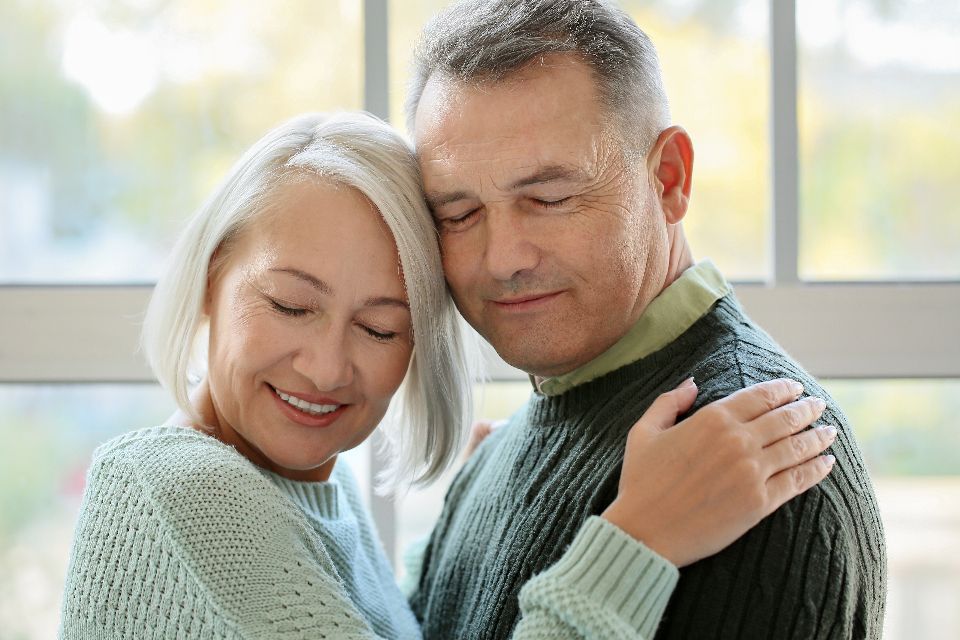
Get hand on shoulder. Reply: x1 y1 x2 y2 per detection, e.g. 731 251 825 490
603 378 836 567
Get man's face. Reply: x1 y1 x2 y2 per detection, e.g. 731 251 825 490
414 54 671 377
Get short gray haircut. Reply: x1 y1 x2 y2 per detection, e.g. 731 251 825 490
142 112 475 488
406 0 671 158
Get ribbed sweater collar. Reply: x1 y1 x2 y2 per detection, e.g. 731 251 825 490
266 472 343 520
527 294 740 425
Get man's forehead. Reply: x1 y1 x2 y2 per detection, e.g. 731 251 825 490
413 54 604 143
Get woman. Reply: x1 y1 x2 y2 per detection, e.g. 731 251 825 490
59 112 835 639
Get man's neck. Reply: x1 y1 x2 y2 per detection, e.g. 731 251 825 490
663 226 694 291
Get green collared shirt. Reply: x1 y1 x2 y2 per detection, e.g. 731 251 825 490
534 260 731 396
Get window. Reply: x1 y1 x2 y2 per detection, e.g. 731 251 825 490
0 0 362 283
798 0 960 280
1 1 957 638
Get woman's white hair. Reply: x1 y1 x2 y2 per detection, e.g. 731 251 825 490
142 112 475 488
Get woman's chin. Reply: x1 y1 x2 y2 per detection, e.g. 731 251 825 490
259 447 339 482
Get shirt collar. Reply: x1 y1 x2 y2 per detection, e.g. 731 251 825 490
533 260 730 396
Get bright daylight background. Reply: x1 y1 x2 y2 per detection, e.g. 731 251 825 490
1 0 958 638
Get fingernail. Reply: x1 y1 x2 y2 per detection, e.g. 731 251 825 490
822 454 836 468
789 381 804 396
680 376 696 388
811 397 827 412
817 425 837 439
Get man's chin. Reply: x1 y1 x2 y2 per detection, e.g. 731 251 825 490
491 342 580 378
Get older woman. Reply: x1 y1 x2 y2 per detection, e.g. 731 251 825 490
59 113 835 639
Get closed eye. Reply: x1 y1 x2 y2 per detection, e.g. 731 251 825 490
269 298 308 317
440 208 480 230
361 325 398 341
532 196 573 208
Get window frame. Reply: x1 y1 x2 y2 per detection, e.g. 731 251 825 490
1 0 958 565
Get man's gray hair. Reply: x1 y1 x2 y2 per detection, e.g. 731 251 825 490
406 0 671 157
142 112 475 488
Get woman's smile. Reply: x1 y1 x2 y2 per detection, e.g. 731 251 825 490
268 383 350 428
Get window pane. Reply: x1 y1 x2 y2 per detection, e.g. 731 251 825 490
799 0 960 280
390 0 770 281
824 379 960 640
0 1 362 284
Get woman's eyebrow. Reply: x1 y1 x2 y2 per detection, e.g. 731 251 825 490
270 267 409 310
363 296 410 310
270 268 332 294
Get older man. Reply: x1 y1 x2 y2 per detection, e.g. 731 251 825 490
406 1 886 638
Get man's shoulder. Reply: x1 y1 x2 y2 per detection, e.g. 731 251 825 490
678 296 818 399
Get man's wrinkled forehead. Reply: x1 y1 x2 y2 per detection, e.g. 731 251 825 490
412 54 596 144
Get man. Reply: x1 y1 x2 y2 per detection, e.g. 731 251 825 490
406 1 886 638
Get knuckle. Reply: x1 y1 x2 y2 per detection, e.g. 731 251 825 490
722 429 752 456
759 384 779 410
782 406 803 430
699 403 732 429
790 434 808 460
791 466 806 492
734 457 763 483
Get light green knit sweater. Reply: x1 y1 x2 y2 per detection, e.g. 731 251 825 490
59 426 678 639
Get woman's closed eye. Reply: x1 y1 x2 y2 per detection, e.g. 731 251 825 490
361 324 399 342
268 297 309 317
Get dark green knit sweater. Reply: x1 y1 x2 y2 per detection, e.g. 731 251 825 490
411 293 886 640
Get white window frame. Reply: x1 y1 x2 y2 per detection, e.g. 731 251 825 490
2 0 958 564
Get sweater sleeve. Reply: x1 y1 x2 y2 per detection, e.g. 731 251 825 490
59 438 386 640
512 516 679 639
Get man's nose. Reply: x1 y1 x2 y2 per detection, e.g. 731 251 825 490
482 208 541 281
292 323 354 392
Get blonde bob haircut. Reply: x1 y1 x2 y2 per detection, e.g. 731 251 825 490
142 112 475 488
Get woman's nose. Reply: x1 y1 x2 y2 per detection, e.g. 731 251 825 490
291 324 355 391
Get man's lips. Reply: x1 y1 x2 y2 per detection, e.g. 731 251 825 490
489 291 563 310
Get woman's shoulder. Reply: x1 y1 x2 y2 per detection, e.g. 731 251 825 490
94 425 255 476
95 424 235 461
89 425 281 516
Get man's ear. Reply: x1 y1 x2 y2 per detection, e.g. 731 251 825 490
647 126 694 224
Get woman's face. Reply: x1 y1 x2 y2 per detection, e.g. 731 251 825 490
201 179 413 482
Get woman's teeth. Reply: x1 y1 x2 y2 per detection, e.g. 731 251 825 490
275 389 339 416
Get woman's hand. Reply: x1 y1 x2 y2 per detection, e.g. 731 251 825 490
602 377 836 568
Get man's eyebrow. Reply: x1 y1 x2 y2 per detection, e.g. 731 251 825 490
425 190 471 210
269 268 409 310
425 166 585 210
508 165 586 190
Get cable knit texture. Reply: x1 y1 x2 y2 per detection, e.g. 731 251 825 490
59 426 680 639
411 292 887 640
